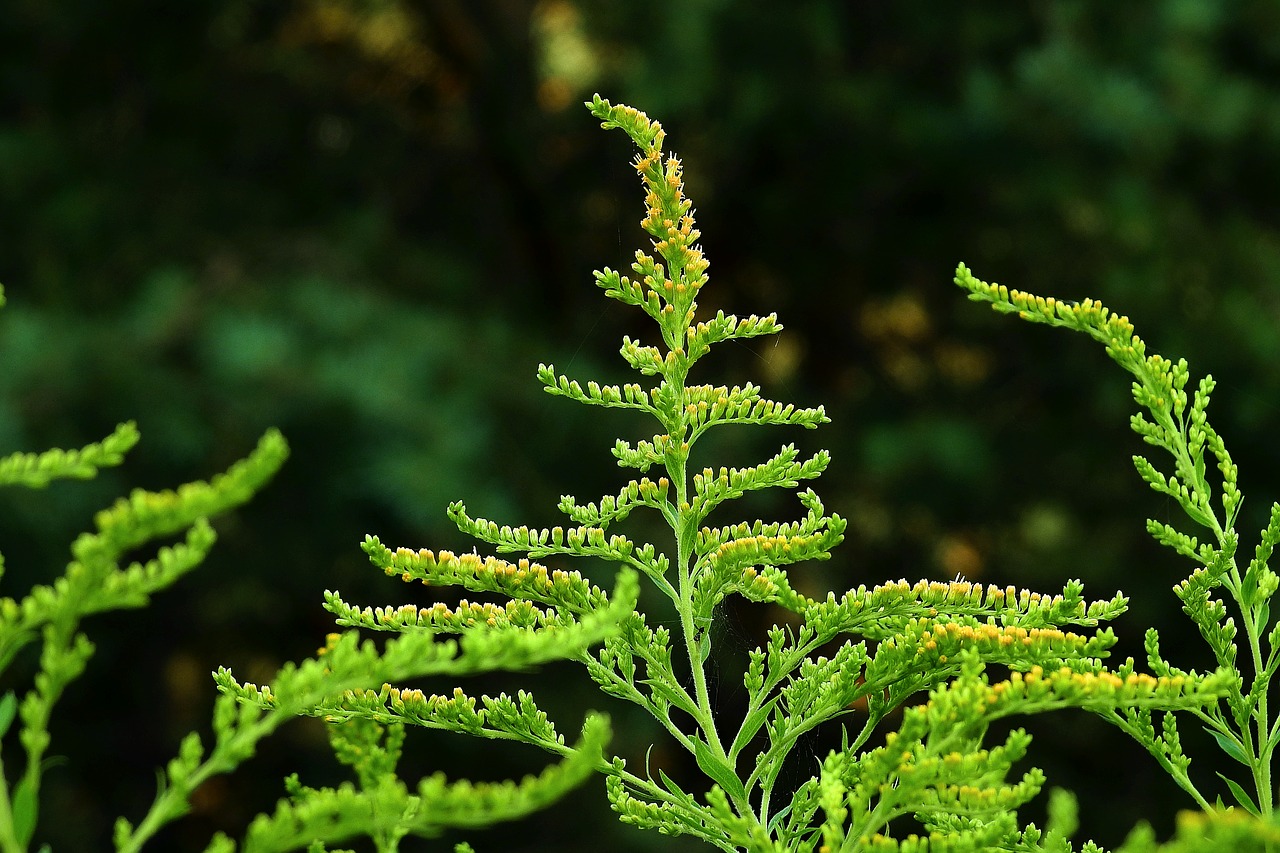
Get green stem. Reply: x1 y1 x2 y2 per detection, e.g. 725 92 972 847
665 370 758 829
1160 379 1275 817
1241 603 1272 817
118 714 279 853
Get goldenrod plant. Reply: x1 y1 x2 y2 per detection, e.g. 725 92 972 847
0 280 289 853
0 286 632 851
956 265 1280 849
255 95 1275 852
6 94 1277 851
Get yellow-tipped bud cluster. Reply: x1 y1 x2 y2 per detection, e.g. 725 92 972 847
912 620 1084 666
361 534 613 616
955 262 1147 369
327 596 553 634
391 548 573 590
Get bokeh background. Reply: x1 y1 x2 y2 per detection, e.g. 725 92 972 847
2 1 1280 849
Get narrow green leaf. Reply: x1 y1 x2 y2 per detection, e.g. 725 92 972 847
692 737 748 804
643 679 694 715
766 800 796 835
12 775 38 845
729 695 780 760
1184 500 1215 530
1218 772 1262 817
1266 721 1280 758
1204 726 1250 765
1257 601 1272 635
657 769 696 805
0 693 16 739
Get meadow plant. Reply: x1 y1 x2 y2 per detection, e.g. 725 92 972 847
0 311 289 853
0 277 633 853
954 266 1280 850
260 96 1277 851
2 96 1279 852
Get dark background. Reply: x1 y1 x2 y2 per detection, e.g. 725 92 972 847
2 1 1280 849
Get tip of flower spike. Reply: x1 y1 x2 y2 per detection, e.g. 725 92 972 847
588 94 665 155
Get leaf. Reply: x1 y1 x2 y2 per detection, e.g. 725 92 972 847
692 737 748 804
729 695 780 759
12 774 38 845
1183 500 1216 530
643 679 694 715
1266 722 1280 757
0 693 16 738
1217 772 1262 817
657 769 697 806
1204 726 1249 765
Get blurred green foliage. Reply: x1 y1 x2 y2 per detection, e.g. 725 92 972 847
1 1 1279 849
